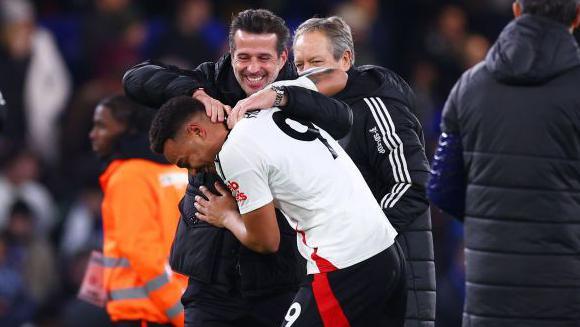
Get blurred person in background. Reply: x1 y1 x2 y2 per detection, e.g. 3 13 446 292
333 0 385 66
81 0 145 81
154 0 219 69
0 232 35 326
410 60 439 149
428 0 580 326
59 182 103 259
122 8 352 327
461 34 490 70
424 5 469 106
89 95 187 326
0 0 71 165
2 199 60 320
231 15 435 327
0 147 57 237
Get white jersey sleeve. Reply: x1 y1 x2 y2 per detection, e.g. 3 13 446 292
270 75 318 91
216 139 273 214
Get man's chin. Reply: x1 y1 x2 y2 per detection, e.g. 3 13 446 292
243 82 266 95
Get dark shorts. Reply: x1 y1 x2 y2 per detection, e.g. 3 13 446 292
183 279 295 327
280 244 407 327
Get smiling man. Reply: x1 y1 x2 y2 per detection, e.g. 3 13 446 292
228 22 287 95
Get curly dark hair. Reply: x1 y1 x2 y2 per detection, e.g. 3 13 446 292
228 9 290 55
149 96 205 154
518 0 579 25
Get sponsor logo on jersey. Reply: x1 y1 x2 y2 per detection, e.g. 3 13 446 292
369 127 386 154
244 111 260 119
227 180 248 202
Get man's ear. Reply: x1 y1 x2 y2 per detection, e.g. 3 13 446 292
512 1 522 18
186 123 206 139
340 50 353 71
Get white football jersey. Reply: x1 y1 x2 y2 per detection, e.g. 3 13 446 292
215 107 398 274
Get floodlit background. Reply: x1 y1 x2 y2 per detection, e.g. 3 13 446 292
0 0 577 326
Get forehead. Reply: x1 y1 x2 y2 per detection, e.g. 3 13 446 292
232 30 279 55
93 105 112 122
293 31 332 58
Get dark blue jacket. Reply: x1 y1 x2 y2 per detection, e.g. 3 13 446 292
429 15 580 326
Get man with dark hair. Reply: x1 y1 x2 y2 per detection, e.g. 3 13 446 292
89 95 188 326
123 8 351 327
428 1 580 326
228 8 289 58
152 94 405 327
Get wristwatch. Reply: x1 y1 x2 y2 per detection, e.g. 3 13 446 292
271 85 285 107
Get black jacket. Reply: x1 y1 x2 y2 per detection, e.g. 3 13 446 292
331 65 436 327
123 55 352 139
122 54 352 298
432 15 580 326
173 172 302 298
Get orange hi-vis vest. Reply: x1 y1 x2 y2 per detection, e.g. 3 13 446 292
99 159 188 326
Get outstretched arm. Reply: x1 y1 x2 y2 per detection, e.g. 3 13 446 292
122 60 210 108
123 60 230 122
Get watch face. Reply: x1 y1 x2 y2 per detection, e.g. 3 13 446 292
272 86 283 94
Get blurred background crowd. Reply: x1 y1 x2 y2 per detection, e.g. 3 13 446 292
0 0 577 326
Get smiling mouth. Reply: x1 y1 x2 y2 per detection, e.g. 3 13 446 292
244 75 265 87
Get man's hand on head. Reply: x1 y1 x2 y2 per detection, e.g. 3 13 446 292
227 87 287 129
192 88 232 123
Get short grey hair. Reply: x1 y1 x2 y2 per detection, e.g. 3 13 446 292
294 16 356 66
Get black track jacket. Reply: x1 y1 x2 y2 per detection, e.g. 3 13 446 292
327 65 436 327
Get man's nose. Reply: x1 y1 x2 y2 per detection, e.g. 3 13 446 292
247 58 260 73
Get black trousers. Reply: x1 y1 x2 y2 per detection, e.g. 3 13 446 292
114 321 172 327
183 279 295 327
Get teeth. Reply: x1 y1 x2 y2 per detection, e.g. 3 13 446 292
247 76 263 82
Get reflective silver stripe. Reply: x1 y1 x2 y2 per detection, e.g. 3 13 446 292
109 287 147 300
144 273 170 293
108 273 171 301
91 255 130 268
165 300 184 319
100 257 130 268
